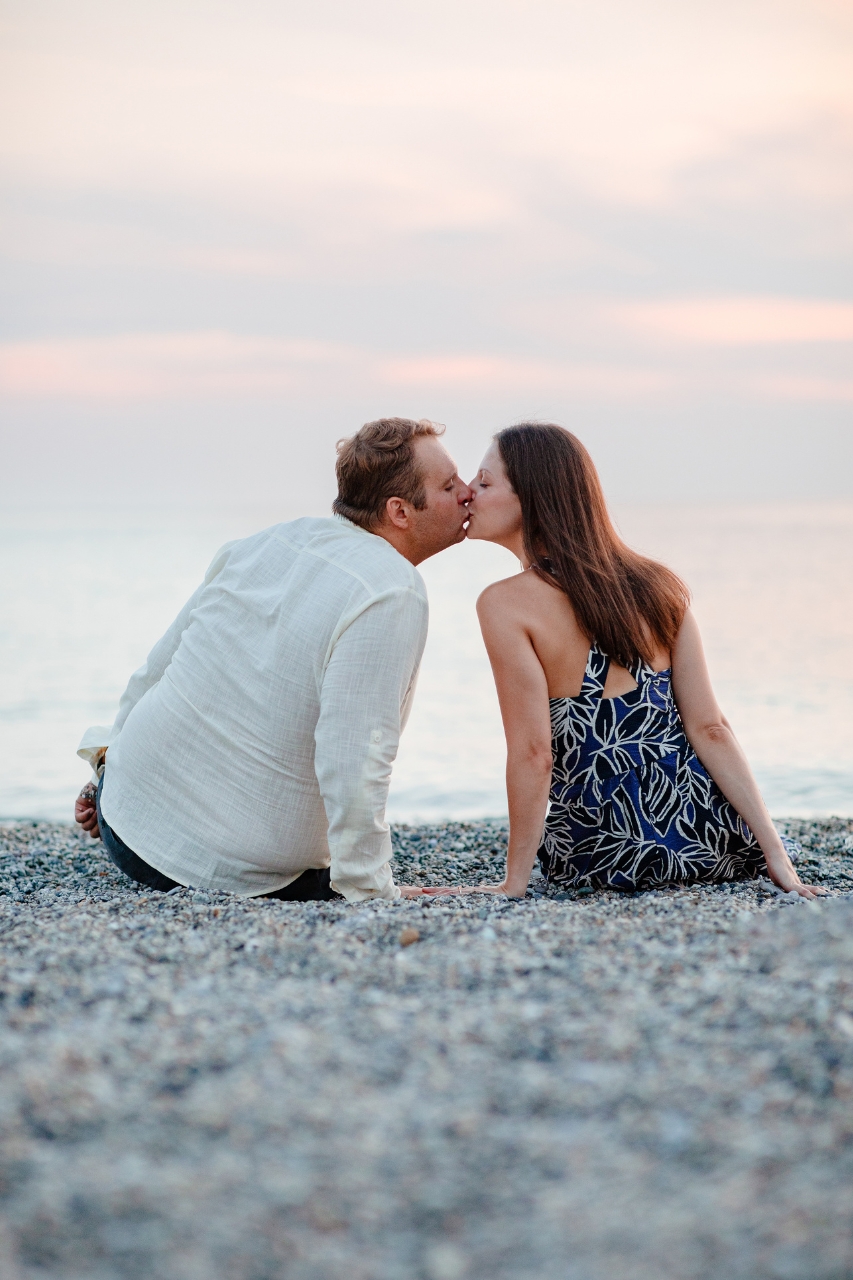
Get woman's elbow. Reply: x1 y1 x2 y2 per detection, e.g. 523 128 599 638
691 720 733 750
509 740 553 775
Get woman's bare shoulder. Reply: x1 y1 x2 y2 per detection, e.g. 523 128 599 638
477 570 536 611
477 569 568 618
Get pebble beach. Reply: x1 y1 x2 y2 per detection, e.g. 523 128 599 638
1 817 853 1279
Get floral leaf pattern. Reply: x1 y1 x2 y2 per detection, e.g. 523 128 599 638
538 644 764 891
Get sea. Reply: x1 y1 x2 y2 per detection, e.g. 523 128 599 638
2 502 852 823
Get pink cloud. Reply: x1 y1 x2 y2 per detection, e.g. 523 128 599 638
0 332 671 402
378 354 668 397
0 332 359 399
4 328 850 406
609 297 853 345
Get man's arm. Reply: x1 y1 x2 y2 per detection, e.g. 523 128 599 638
74 541 237 836
314 588 428 902
75 583 212 837
76 542 235 772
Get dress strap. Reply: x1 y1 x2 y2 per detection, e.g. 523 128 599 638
583 644 653 698
581 643 609 699
629 655 648 685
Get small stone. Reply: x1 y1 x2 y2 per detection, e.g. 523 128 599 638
836 1012 853 1039
399 927 420 947
425 1241 467 1280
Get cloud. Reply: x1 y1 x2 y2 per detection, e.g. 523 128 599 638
1 1 852 502
2 0 851 215
607 297 853 346
376 355 668 397
0 331 673 402
4 327 852 405
0 333 352 399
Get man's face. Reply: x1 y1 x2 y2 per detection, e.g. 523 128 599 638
406 435 472 562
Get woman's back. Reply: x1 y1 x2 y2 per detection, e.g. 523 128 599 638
480 569 671 702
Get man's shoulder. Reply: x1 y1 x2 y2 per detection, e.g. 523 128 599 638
247 517 427 600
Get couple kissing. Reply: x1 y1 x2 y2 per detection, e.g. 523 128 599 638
76 417 819 903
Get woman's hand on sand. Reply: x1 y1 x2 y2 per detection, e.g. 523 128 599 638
74 784 100 839
763 849 827 899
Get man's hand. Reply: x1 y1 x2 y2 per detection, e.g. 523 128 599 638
399 885 428 899
75 784 101 838
421 883 514 897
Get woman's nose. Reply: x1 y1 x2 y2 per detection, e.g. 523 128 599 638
458 481 474 503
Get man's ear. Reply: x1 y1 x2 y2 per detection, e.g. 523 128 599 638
383 496 410 529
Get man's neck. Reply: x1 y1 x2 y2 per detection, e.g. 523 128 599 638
372 525 422 566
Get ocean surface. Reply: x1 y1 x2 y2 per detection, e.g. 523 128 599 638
1 502 852 822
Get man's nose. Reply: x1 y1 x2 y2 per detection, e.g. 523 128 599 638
457 480 473 503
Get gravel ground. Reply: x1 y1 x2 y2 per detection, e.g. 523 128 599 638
1 817 853 1280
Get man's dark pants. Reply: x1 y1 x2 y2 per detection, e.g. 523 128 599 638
95 773 341 901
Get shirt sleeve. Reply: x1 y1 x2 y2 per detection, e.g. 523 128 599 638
314 587 428 903
76 542 235 773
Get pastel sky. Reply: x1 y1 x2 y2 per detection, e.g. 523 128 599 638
1 0 852 508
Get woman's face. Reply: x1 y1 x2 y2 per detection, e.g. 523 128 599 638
466 442 524 547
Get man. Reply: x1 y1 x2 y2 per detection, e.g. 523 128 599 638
75 417 471 902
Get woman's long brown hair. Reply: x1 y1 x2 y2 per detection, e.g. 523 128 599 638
496 423 689 668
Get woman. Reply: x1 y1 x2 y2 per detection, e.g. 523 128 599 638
452 423 821 900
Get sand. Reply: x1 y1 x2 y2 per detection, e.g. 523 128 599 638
1 816 852 1279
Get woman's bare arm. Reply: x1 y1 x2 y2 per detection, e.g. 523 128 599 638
444 583 553 896
671 610 823 898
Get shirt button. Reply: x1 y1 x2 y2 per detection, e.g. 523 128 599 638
371 731 381 743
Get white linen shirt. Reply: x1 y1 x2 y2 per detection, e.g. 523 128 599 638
77 516 428 901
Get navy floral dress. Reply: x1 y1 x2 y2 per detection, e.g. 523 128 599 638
537 643 765 891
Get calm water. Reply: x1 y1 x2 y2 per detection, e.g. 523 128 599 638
1 503 852 822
